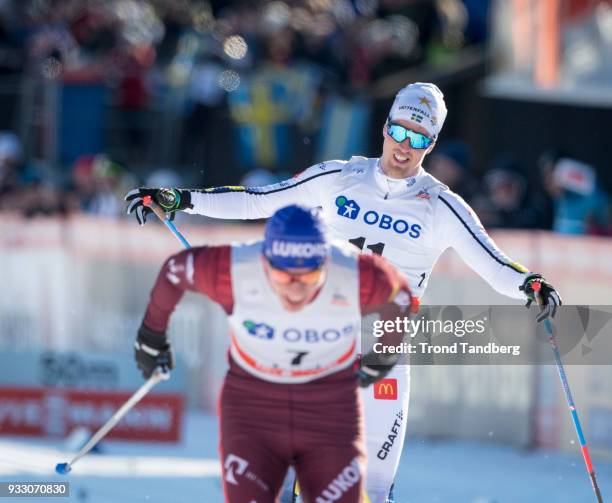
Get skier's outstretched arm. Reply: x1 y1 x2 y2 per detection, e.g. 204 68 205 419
434 191 561 319
125 162 344 225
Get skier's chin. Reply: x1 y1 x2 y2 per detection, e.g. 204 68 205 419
382 154 414 177
281 295 308 312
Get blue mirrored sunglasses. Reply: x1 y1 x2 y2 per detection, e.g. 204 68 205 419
386 121 433 149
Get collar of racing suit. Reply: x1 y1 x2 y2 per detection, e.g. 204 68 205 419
375 158 426 199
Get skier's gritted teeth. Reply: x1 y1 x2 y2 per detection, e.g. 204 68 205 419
393 150 411 166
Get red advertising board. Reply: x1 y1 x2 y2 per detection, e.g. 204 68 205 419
0 387 184 442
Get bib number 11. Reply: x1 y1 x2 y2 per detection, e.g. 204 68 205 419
350 236 427 288
348 236 385 256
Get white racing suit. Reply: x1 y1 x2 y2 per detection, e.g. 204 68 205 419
185 157 531 501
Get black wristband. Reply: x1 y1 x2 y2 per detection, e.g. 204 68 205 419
176 189 192 210
362 350 399 369
137 324 168 349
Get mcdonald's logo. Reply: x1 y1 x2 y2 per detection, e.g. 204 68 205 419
373 378 397 400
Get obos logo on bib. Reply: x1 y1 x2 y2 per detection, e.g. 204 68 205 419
335 195 421 238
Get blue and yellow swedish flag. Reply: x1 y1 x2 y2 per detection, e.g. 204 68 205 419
228 65 321 169
316 96 371 162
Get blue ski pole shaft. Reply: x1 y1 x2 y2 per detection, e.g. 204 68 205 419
533 283 604 502
143 195 192 249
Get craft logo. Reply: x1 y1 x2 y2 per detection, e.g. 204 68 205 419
335 196 360 220
377 410 404 460
406 177 416 187
243 321 274 340
416 189 431 200
373 378 398 400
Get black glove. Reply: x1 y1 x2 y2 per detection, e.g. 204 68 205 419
520 273 562 322
125 188 192 226
134 324 174 379
357 351 399 388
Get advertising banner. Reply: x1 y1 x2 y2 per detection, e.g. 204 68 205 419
0 386 183 441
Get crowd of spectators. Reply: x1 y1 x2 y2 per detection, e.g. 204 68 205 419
0 131 135 218
427 142 611 236
0 0 609 235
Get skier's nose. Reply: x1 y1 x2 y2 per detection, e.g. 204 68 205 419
396 134 413 149
397 140 413 153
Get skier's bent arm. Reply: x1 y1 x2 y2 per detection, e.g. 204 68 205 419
186 161 345 219
434 191 529 300
357 254 412 387
134 246 232 379
359 254 412 314
142 246 233 333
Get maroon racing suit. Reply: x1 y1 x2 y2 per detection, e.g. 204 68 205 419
142 245 408 503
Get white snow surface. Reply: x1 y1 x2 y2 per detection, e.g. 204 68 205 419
0 412 610 502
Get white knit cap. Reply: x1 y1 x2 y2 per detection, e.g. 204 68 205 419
388 82 447 139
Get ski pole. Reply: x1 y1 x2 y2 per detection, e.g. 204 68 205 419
55 368 170 474
533 282 604 502
143 195 192 249
56 197 188 475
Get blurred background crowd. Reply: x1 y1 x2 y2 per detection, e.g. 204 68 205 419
2 4 612 499
0 0 610 235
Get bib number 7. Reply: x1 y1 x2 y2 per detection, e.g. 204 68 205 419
289 351 308 366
